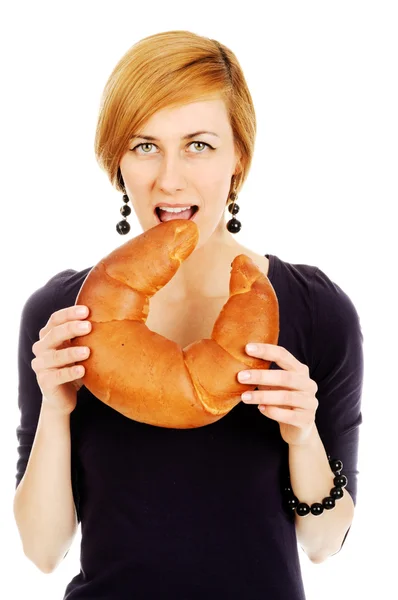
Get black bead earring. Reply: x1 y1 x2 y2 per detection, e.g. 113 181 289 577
116 188 131 235
226 179 241 234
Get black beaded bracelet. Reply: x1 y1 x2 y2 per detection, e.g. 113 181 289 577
283 456 348 517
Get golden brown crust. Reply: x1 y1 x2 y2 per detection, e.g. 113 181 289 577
70 220 279 428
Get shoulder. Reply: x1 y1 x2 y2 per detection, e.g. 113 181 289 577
21 266 93 336
270 254 363 365
309 267 363 380
268 253 318 292
267 254 318 329
271 254 361 325
309 266 362 340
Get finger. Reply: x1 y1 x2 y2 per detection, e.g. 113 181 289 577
246 343 309 375
37 363 86 390
33 345 90 371
239 369 313 391
37 305 88 343
34 319 92 356
258 405 303 424
241 390 309 408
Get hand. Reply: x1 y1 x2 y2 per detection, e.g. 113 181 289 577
237 343 319 446
31 305 92 416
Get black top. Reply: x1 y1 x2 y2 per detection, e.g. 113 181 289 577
15 253 364 600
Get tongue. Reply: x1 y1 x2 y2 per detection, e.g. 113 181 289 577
158 207 194 222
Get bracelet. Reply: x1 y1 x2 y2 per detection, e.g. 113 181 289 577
283 456 348 517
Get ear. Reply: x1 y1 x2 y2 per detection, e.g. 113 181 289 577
234 148 243 175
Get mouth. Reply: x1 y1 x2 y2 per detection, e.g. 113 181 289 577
155 205 199 223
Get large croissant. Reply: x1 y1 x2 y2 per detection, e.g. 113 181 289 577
70 220 279 428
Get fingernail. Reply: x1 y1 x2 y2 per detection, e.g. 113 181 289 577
241 392 252 401
238 371 251 381
246 344 258 352
76 306 87 316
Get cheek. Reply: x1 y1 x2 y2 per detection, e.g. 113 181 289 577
120 164 150 193
119 154 149 182
195 163 230 191
205 174 234 203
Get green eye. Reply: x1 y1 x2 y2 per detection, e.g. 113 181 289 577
131 141 214 154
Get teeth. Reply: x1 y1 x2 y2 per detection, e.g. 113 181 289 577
157 206 193 213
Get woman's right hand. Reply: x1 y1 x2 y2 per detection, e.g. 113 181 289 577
31 305 92 415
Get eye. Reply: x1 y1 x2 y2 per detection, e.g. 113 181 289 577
130 141 214 154
131 143 155 154
190 141 213 153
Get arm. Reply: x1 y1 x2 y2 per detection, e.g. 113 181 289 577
293 266 364 563
14 279 81 573
13 400 78 573
288 424 355 563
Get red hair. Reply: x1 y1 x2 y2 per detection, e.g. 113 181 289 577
94 30 257 199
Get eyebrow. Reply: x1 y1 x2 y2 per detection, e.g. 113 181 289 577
130 130 220 141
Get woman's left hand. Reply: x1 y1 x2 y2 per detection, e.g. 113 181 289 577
238 343 319 447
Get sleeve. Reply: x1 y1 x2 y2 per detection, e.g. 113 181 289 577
310 268 364 549
15 279 81 523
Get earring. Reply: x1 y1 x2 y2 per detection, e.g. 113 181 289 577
226 179 241 233
116 188 131 235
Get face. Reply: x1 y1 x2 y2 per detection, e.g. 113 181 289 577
119 98 241 245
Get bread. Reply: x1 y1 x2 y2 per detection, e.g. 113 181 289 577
70 219 279 428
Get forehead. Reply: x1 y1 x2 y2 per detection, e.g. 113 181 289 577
141 98 230 133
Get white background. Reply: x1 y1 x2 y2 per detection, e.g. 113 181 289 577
1 1 397 598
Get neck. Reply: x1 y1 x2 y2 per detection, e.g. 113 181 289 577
159 216 241 301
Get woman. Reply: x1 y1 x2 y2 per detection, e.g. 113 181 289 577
13 30 363 599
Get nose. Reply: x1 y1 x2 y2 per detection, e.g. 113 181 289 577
156 152 186 193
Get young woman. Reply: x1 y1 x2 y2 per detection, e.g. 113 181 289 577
14 30 363 599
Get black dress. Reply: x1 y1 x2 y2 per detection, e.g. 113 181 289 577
15 253 364 599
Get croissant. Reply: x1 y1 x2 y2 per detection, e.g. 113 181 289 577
70 219 279 428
